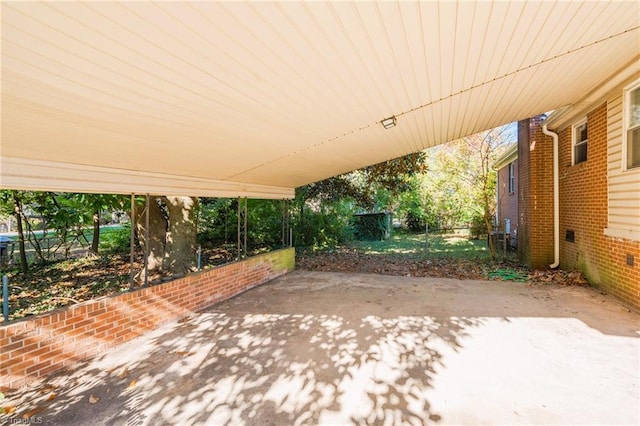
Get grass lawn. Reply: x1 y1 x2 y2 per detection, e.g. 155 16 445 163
347 230 493 260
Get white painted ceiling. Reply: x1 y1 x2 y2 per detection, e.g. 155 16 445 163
1 1 639 198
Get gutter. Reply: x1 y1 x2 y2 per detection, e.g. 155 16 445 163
542 124 560 268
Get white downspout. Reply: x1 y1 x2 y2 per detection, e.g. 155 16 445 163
542 124 560 268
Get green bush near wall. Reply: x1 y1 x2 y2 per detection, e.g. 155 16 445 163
353 212 391 241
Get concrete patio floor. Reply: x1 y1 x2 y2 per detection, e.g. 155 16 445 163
4 270 639 425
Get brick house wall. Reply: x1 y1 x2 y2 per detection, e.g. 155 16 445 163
555 103 640 307
1 247 295 390
519 99 640 309
517 120 532 265
496 159 518 246
518 116 555 269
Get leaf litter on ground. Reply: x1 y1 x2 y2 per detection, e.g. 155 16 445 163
297 248 590 287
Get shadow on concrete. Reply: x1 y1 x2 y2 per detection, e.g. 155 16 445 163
4 271 639 425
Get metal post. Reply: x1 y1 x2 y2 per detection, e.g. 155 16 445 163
129 193 135 291
237 197 247 260
197 245 202 271
243 197 247 258
144 194 150 287
3 275 8 322
425 222 429 254
282 200 286 247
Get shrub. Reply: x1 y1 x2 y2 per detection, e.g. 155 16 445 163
101 224 133 255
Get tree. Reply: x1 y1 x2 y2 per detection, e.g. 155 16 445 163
423 125 513 257
293 152 427 246
135 196 199 281
74 194 126 255
0 191 29 273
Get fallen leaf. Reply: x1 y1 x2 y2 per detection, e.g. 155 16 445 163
39 384 58 394
127 380 137 389
2 405 16 415
118 367 129 379
22 406 45 419
88 394 100 404
47 393 56 401
173 350 194 357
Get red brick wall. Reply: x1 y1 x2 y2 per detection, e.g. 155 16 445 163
556 103 640 308
497 160 518 243
0 248 295 390
517 119 532 264
519 116 555 268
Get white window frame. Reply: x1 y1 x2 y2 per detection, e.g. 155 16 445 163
508 162 515 193
571 118 588 165
623 78 640 171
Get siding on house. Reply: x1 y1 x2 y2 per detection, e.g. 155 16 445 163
519 90 640 309
555 102 640 308
605 92 640 241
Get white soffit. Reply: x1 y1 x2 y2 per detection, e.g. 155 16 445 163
1 1 639 197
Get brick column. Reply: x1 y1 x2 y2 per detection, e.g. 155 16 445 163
518 116 555 269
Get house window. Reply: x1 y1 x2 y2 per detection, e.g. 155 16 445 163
572 119 588 165
625 81 640 169
508 162 515 193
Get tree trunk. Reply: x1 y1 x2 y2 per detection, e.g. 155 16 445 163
162 196 198 276
12 194 28 274
483 190 496 259
90 209 100 254
135 196 168 282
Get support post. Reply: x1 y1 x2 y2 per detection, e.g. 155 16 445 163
281 199 290 248
237 197 247 259
3 275 8 322
144 194 150 287
425 222 429 254
243 198 247 257
129 193 135 291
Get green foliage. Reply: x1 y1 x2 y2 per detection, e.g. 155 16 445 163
469 212 486 239
294 152 426 248
246 199 283 250
197 198 286 251
349 231 490 260
488 268 529 282
299 152 427 211
101 224 133 255
197 198 236 245
294 198 355 250
353 213 390 241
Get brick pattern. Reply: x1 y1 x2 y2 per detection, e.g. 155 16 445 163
556 103 640 307
519 116 555 268
517 119 531 264
497 160 519 242
0 248 295 390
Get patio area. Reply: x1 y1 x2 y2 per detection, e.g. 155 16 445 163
4 270 639 425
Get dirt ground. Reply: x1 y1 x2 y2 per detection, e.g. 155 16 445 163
2 270 639 425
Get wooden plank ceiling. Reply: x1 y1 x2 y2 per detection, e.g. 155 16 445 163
1 1 639 198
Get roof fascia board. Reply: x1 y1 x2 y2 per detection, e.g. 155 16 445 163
0 157 295 199
493 144 518 170
545 57 640 130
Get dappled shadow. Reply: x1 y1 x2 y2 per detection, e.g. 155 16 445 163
4 271 639 425
6 306 480 425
